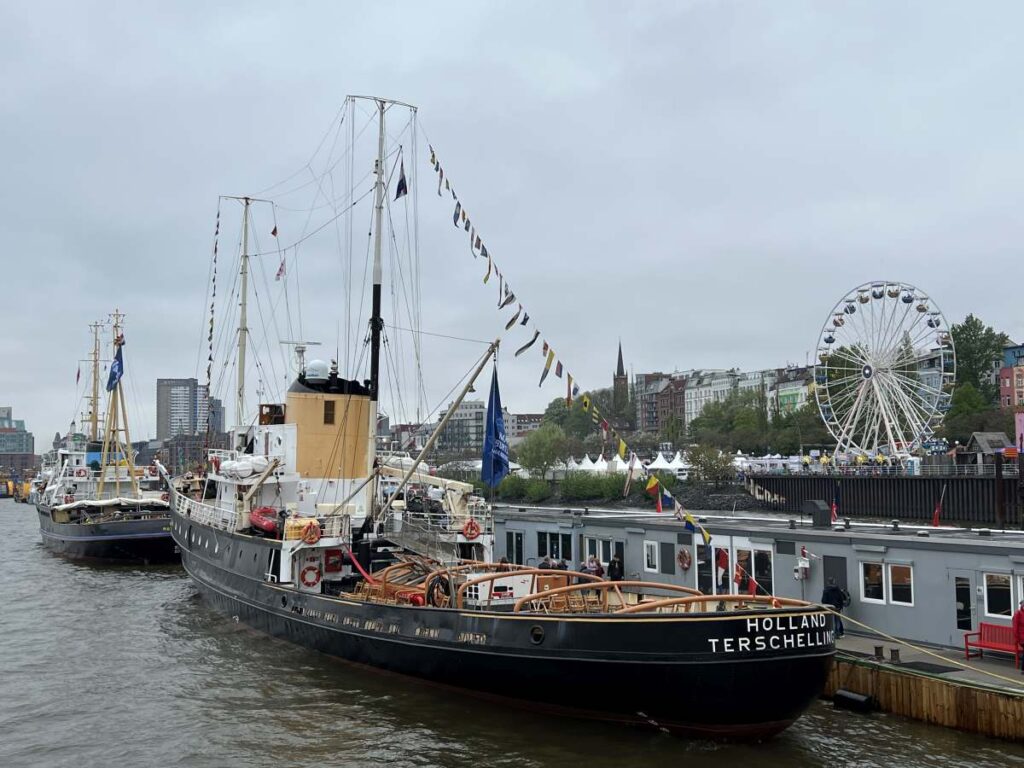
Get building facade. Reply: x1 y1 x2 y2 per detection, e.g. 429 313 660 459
156 378 213 439
999 365 1024 408
771 367 813 415
436 399 487 455
505 411 543 447
0 407 36 471
633 372 670 433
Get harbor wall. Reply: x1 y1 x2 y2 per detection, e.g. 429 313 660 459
826 655 1024 741
747 474 1021 526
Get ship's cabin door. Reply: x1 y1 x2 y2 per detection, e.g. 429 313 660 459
947 568 976 647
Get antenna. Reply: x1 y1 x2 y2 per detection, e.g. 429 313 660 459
280 340 322 375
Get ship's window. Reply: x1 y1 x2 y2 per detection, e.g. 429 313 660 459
324 400 335 425
887 564 913 606
643 541 658 573
583 537 623 566
984 573 1011 617
860 561 885 603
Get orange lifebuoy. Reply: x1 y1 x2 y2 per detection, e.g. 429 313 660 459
74 468 87 478
676 548 692 571
302 522 321 545
462 518 481 540
300 564 322 587
161 493 170 502
148 466 158 477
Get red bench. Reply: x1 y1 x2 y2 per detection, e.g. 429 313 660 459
964 622 1021 667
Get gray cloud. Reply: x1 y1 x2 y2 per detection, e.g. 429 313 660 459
2 1 1021 447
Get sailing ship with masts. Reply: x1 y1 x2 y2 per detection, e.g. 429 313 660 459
167 96 835 738
37 312 175 562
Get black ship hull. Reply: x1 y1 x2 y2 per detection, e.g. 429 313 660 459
37 507 178 563
172 508 835 738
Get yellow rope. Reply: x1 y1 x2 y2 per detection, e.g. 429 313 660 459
825 606 1024 691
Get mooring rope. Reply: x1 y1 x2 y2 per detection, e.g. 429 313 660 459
821 606 1024 691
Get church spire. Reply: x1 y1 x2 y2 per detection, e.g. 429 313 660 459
616 339 625 377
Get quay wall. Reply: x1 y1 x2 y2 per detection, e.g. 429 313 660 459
748 474 1021 526
826 655 1024 741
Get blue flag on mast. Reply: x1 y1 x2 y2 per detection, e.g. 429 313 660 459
481 368 509 488
106 344 124 392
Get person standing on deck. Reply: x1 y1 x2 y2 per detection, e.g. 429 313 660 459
821 577 847 638
608 553 624 581
1013 599 1024 673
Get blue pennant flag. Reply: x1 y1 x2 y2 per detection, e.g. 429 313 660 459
481 368 509 488
106 344 124 392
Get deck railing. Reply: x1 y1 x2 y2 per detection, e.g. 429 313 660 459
175 493 238 531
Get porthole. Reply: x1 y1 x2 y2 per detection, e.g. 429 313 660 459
529 625 545 645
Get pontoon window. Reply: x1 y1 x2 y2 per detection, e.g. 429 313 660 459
537 532 571 561
984 573 1011 617
860 562 885 603
753 550 773 596
887 564 913 606
643 541 658 573
584 537 624 566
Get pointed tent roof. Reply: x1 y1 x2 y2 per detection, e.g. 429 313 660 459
566 456 580 471
593 454 609 471
647 452 672 470
668 451 688 469
579 454 595 471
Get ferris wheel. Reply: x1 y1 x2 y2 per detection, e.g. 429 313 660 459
813 281 956 456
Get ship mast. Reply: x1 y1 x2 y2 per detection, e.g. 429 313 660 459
97 309 139 498
89 321 102 441
237 196 251 428
369 99 386 475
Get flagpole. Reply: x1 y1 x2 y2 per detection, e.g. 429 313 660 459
89 320 102 442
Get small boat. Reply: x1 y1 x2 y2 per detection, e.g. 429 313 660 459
36 314 176 563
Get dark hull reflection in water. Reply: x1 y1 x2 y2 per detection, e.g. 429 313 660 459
0 501 1022 768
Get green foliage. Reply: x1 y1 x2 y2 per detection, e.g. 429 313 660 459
951 314 1011 403
496 474 528 500
542 397 593 439
559 471 634 502
941 383 1015 445
689 389 768 452
516 423 568 480
687 444 734 487
523 478 552 503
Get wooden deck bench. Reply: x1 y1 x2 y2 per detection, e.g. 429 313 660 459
964 622 1021 667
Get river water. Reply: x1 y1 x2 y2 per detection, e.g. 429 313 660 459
2 498 1022 768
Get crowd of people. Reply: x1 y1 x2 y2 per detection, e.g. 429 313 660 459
532 554 625 581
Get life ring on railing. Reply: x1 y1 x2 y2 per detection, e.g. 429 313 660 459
462 518 481 540
63 495 74 504
300 564 322 588
148 466 158 477
301 522 321 545
161 493 170 502
676 548 692 571
771 597 782 609
74 468 87 478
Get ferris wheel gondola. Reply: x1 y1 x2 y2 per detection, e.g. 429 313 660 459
813 281 956 456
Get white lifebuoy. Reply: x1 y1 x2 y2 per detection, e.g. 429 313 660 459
74 468 87 478
300 564 322 588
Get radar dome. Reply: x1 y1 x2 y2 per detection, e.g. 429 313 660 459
305 359 330 383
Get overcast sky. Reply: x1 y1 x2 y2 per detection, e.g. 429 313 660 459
2 1 1022 447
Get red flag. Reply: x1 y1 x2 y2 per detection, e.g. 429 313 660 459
271 225 278 237
830 500 838 524
932 484 947 527
748 577 759 597
733 563 743 585
655 493 662 514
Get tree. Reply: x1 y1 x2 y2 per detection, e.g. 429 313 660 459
950 314 1011 403
515 424 568 481
687 444 734 487
542 397 593 440
941 383 1014 445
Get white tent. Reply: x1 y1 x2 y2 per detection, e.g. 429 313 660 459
593 454 609 472
578 454 596 472
647 452 672 471
606 454 629 474
668 451 688 470
566 456 580 471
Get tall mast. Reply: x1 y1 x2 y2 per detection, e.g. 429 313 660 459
237 196 251 427
369 99 386 473
89 320 102 441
